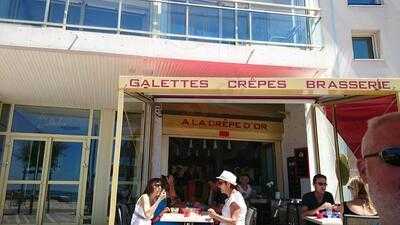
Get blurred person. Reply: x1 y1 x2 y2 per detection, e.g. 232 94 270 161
237 174 252 200
208 170 247 225
358 112 400 225
339 176 377 217
131 178 166 225
301 174 335 219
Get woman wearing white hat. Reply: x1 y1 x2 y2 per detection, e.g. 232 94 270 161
208 170 247 225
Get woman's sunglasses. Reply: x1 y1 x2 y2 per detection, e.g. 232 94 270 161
363 147 400 166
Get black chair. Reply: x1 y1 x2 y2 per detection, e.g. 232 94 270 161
245 207 257 225
116 203 131 225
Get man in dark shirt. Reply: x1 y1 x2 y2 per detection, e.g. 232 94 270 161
301 174 335 220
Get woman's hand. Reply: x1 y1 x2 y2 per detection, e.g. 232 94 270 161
161 207 171 214
208 208 218 219
159 190 167 201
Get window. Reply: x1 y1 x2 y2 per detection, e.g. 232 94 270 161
352 32 380 59
348 0 382 5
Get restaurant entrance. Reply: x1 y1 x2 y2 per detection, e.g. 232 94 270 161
168 137 277 204
109 76 400 225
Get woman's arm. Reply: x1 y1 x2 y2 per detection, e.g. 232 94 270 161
141 192 166 219
208 202 241 225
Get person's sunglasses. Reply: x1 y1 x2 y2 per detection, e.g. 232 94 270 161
153 183 162 187
363 147 400 167
317 182 327 186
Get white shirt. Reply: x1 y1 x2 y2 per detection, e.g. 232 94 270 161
221 190 247 225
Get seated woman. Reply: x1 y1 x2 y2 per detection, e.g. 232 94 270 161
152 175 180 225
340 177 377 217
131 178 166 225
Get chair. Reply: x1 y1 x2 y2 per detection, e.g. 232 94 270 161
343 214 380 225
245 207 257 225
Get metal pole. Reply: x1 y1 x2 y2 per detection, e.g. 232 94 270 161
108 89 125 225
332 105 344 204
396 92 400 112
311 104 320 173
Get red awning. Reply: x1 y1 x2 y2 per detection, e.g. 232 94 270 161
325 95 398 159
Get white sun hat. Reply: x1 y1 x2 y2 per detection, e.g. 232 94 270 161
216 170 237 186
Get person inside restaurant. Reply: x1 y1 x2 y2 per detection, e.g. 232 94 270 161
301 174 335 221
339 176 377 217
237 174 253 201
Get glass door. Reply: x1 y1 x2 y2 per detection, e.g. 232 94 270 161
42 140 86 225
0 138 88 225
0 138 47 224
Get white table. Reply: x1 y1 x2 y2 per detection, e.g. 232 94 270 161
160 213 213 225
304 216 342 225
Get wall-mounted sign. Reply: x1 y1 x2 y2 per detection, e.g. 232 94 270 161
120 76 400 96
163 115 283 141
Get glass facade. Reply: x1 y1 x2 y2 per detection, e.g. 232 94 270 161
0 0 320 47
1 105 100 225
12 105 90 135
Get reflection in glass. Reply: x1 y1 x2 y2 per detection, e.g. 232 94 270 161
189 6 219 37
114 112 142 137
84 140 98 223
222 10 235 39
12 105 89 135
0 135 5 169
0 104 11 131
237 11 249 40
8 140 45 181
0 0 46 21
121 0 150 31
67 0 119 28
160 3 186 35
112 140 139 182
49 142 82 181
48 0 67 23
91 110 101 136
44 185 78 224
2 184 40 224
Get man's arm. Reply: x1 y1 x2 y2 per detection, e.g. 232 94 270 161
301 202 333 218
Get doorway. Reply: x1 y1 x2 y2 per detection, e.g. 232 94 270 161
0 137 88 225
168 137 277 203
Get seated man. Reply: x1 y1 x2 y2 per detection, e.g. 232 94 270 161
301 174 335 220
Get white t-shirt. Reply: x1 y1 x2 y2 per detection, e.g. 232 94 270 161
221 190 247 225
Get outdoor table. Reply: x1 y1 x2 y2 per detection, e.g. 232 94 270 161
304 216 342 225
160 212 213 225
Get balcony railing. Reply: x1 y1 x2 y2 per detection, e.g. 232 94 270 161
0 0 322 48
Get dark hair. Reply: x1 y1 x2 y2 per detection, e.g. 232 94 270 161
143 178 162 195
161 175 169 192
312 174 327 184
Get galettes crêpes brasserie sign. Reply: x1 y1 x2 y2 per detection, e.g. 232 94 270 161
120 76 399 95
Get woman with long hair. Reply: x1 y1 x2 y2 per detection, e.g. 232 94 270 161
131 178 167 225
340 176 377 217
152 175 179 225
208 170 247 225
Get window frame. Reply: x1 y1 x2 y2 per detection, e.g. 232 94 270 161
347 0 383 5
352 31 381 60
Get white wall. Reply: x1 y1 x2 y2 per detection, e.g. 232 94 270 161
320 0 400 77
281 104 308 198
